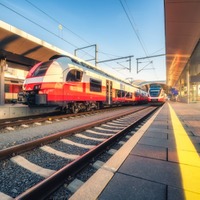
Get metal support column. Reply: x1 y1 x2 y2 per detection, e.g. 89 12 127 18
0 63 5 105
187 68 190 104
0 58 7 105
74 44 98 65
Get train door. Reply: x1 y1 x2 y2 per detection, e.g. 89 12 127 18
106 80 112 105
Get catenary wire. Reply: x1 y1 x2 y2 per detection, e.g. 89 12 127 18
0 1 134 80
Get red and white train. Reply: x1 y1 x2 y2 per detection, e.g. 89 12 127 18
148 84 166 105
19 55 148 113
5 78 23 103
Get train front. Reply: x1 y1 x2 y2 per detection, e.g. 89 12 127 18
148 86 166 105
19 56 65 106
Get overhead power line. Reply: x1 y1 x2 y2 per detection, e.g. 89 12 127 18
0 1 134 78
24 0 127 68
25 0 91 46
0 2 78 49
119 0 161 79
119 0 149 57
0 1 98 60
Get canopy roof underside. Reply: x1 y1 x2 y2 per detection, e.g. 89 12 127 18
165 0 200 87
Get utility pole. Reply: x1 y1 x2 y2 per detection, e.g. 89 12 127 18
74 44 98 65
97 55 134 72
136 54 165 73
0 56 7 105
74 45 133 72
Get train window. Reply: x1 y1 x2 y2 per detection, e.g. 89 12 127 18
117 90 121 97
66 69 83 82
149 89 161 97
116 90 126 97
90 78 102 92
56 57 70 69
32 61 52 77
121 90 126 97
126 92 132 98
135 91 140 97
5 84 9 92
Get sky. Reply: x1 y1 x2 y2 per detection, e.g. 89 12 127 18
0 0 166 83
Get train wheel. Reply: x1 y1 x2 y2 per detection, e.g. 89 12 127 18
86 105 91 112
65 108 71 114
71 104 79 114
97 102 103 109
61 105 70 114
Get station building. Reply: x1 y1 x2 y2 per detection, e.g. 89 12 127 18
165 0 200 103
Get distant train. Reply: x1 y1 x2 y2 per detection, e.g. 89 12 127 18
5 78 23 103
148 84 166 105
18 55 148 113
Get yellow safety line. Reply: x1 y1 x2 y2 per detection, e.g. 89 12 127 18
168 103 200 199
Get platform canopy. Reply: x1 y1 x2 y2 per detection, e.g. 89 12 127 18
165 0 200 87
0 20 73 69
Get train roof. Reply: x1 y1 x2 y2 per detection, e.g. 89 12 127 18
50 55 138 88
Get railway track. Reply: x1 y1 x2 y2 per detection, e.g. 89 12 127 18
0 106 158 200
0 111 59 131
0 106 146 131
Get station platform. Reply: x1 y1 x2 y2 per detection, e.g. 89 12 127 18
0 104 56 119
70 102 200 200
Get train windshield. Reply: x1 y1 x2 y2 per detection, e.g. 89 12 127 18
55 57 72 70
149 89 161 97
31 61 53 77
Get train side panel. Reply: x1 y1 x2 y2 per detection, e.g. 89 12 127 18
19 55 148 112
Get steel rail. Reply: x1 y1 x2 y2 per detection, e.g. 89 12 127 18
0 106 145 130
0 106 149 160
15 106 157 200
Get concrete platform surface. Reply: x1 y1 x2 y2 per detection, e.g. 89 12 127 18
70 102 200 200
0 104 56 119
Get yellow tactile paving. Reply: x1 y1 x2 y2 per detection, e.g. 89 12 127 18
169 103 200 199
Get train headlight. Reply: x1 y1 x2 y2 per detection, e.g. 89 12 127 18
33 84 41 90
